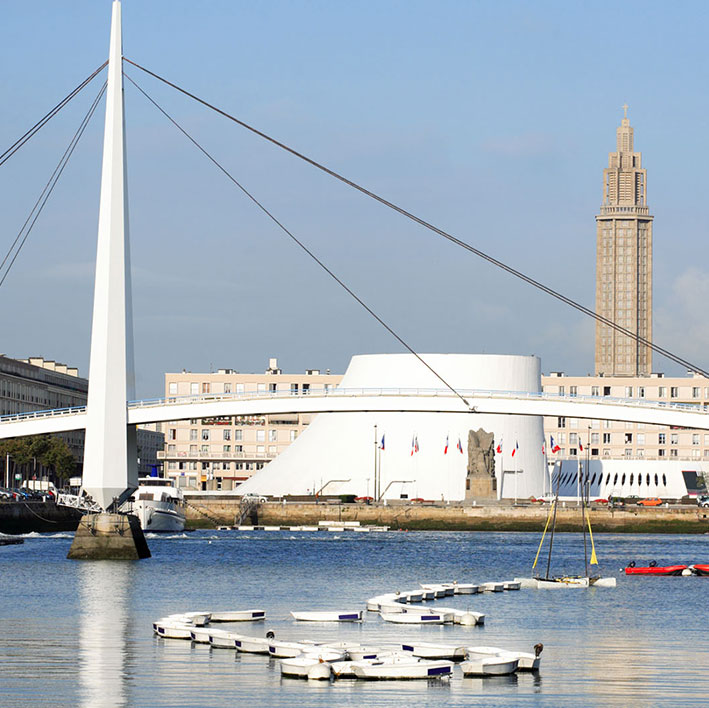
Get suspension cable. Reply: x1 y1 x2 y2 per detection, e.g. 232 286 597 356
124 57 708 378
0 81 108 289
0 61 107 168
124 72 471 409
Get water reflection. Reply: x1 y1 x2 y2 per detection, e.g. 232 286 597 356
461 674 519 692
79 562 133 708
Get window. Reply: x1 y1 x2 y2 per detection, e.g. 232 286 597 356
235 445 243 452
603 433 611 444
269 383 277 393
224 383 232 393
637 434 645 445
670 433 678 445
625 386 633 397
201 445 209 453
591 448 599 456
692 434 700 445
693 387 700 399
569 433 578 444
223 445 231 453
654 474 659 486
268 445 277 454
558 386 565 396
603 386 611 396
190 383 199 395
624 433 632 443
637 449 644 458
591 433 599 444
257 383 266 393
591 386 600 396
168 428 176 440
625 449 632 459
291 383 299 395
670 387 678 398
236 383 245 394
658 433 666 445
167 444 176 454
570 386 577 397
256 430 265 442
202 382 210 394
268 429 277 442
670 449 678 458
202 430 210 441
570 448 577 456
662 474 667 486
658 449 666 458
168 382 177 395
223 429 231 441
257 445 265 454
234 430 243 441
190 429 198 441
290 430 297 442
658 386 666 397
189 445 197 454
557 417 566 428
638 387 645 398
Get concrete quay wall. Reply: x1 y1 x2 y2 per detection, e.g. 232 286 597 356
183 497 709 533
0 501 81 534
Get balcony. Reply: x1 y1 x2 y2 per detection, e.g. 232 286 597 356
158 450 275 461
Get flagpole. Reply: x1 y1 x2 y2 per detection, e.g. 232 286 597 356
373 424 378 501
514 433 518 505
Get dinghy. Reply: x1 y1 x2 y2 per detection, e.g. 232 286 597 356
233 635 272 654
166 611 211 626
453 583 480 595
400 642 466 660
351 658 454 680
482 582 505 592
290 610 362 622
503 581 521 591
319 643 383 661
466 643 543 671
419 584 449 598
461 654 519 676
209 609 265 622
380 612 447 625
624 562 688 576
280 656 334 680
692 564 709 576
268 640 314 658
209 630 245 649
152 620 194 639
331 655 405 678
190 627 230 644
399 590 424 603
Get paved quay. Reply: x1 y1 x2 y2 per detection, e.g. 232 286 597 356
183 496 709 533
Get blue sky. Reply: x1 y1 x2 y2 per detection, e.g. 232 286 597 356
1 0 708 396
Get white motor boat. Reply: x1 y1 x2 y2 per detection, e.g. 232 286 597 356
419 588 436 601
190 627 230 644
461 654 519 676
124 477 186 532
420 583 454 597
280 655 338 680
233 635 271 654
399 590 424 603
351 658 454 680
453 583 480 595
209 630 245 649
466 644 543 671
318 642 383 661
166 611 211 626
290 611 363 622
400 642 466 660
209 609 266 622
402 605 477 624
503 581 522 591
380 612 447 625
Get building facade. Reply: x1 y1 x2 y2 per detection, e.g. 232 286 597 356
160 359 342 490
595 106 653 376
542 372 709 465
0 355 163 478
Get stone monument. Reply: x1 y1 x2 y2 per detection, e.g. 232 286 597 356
465 428 497 500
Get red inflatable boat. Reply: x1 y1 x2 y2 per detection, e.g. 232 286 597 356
692 564 709 576
624 563 687 576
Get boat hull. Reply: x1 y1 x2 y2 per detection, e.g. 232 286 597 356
291 611 362 622
351 660 453 680
624 565 688 576
461 656 519 676
692 564 709 576
210 610 265 622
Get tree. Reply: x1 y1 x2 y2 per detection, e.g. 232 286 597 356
0 435 77 482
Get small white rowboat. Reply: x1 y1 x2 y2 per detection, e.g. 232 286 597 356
209 609 266 622
380 612 447 625
152 620 194 639
400 642 466 660
290 611 362 622
461 655 519 676
352 659 454 680
233 636 271 654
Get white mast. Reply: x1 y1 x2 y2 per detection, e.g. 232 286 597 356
83 0 137 510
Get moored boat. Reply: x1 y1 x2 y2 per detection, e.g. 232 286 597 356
209 609 265 622
466 644 543 671
351 658 454 680
461 654 519 676
691 564 709 576
400 642 466 660
380 612 447 625
624 562 688 576
280 654 338 680
290 610 362 622
233 635 272 654
268 640 314 658
152 620 194 639
123 477 186 532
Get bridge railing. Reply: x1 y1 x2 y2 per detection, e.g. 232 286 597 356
1 387 708 425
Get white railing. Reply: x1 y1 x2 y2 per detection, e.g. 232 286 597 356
2 387 709 425
55 493 102 514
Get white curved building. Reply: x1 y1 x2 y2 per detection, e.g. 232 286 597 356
236 353 547 501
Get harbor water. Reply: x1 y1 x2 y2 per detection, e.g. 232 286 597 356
1 529 708 707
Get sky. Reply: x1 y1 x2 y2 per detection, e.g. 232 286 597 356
1 0 708 398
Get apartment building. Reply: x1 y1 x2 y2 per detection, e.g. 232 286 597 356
542 372 709 463
160 358 342 490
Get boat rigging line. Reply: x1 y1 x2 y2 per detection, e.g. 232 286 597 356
124 57 709 379
0 81 108 289
123 71 471 410
0 61 107 169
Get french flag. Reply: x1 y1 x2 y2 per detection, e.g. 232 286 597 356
457 437 464 454
579 439 584 452
542 442 545 455
550 436 560 453
411 436 415 456
496 439 503 454
511 441 519 458
444 435 449 455
415 436 419 453
381 434 385 451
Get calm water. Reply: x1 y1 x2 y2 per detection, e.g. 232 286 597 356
1 529 708 707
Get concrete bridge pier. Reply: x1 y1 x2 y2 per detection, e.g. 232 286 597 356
68 513 151 560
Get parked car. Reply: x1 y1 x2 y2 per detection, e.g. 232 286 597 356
355 496 374 504
637 497 663 506
0 487 16 500
697 495 709 508
592 498 609 504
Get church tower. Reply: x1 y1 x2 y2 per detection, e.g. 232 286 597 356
595 107 653 376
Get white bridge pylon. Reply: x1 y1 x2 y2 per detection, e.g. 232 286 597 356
3 389 709 438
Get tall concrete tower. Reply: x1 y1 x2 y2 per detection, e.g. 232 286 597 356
595 106 653 376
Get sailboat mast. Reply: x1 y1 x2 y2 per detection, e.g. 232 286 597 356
581 443 588 577
544 460 562 579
